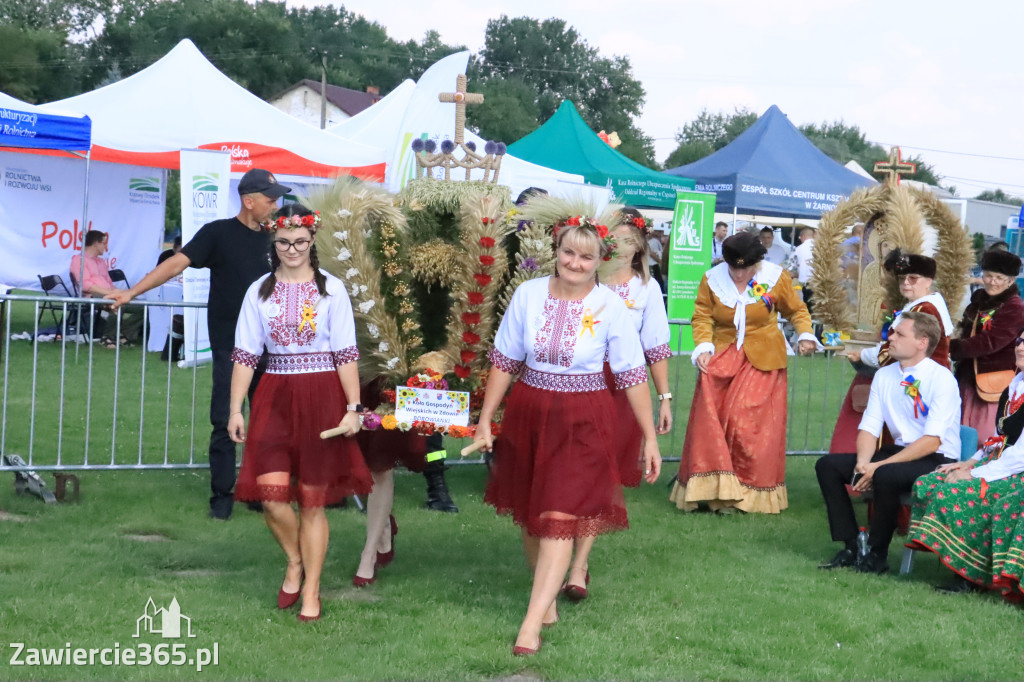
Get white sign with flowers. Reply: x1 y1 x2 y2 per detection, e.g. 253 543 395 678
395 387 471 427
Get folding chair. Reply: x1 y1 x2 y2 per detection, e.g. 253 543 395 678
108 269 131 289
37 274 76 331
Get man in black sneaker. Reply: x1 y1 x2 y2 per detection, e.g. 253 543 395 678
111 168 288 519
815 311 961 574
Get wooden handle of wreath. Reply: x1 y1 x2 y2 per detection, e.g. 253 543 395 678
320 424 352 440
460 440 487 457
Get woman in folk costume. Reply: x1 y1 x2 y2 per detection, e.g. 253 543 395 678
951 249 1024 437
669 232 815 514
829 251 953 453
477 219 661 656
561 207 673 603
907 328 1024 596
229 206 372 622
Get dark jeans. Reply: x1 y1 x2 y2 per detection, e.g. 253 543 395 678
815 445 952 556
209 346 264 517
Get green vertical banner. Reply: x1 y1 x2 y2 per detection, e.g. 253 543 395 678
668 190 716 352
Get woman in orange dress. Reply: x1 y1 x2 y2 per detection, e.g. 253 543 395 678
669 232 815 514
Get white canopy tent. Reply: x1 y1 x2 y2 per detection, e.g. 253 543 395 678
329 52 610 206
42 39 386 181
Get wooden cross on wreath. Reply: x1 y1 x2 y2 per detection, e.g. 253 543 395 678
438 74 484 145
873 146 917 185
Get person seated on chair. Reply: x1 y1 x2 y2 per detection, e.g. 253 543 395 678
815 311 961 575
70 230 141 347
906 327 1024 594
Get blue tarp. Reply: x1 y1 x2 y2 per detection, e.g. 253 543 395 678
0 101 91 152
665 105 875 219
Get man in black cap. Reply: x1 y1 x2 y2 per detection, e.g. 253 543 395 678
111 168 289 519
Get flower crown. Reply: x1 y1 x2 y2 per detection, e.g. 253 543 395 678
627 215 652 236
553 215 617 261
263 210 321 232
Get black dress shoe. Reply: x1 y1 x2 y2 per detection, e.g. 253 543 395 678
854 551 889 574
934 575 978 594
818 548 858 570
245 501 264 513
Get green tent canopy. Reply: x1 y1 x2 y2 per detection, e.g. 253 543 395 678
508 101 695 209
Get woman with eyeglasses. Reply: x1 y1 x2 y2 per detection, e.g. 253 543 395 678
228 203 372 623
907 327 1024 597
950 249 1024 437
829 250 953 453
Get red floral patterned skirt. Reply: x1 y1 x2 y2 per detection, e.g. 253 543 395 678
604 361 644 487
235 370 373 508
484 381 628 539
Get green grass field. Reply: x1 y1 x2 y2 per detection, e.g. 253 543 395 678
2 297 1020 681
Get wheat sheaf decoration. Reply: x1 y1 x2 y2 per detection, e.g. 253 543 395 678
308 178 413 380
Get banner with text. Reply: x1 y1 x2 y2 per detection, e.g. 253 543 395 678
180 149 231 367
395 386 471 427
0 152 165 291
668 190 716 352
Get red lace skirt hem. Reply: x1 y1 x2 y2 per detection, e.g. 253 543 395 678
483 382 629 539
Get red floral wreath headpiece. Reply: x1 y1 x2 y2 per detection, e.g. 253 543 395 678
552 215 618 261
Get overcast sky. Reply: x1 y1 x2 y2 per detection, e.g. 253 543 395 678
296 0 1024 200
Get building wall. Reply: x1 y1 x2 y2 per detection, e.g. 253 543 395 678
269 86 350 128
942 198 1021 239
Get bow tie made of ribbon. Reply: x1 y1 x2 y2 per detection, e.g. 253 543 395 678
881 309 903 341
899 375 928 418
747 279 774 311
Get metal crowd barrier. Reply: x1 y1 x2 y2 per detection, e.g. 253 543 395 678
0 293 209 472
0 296 850 477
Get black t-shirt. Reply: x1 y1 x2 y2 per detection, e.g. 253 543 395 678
180 217 271 351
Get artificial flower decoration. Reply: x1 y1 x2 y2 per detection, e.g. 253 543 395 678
981 308 995 332
747 279 774 311
899 375 929 418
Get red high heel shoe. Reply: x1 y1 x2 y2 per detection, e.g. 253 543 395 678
512 636 542 656
352 569 376 587
297 598 320 623
277 565 303 609
561 569 590 601
376 514 398 569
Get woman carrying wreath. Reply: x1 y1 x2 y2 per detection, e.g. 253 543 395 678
560 207 672 602
229 204 372 622
950 249 1024 437
669 231 815 514
907 328 1024 596
829 251 953 453
477 218 661 656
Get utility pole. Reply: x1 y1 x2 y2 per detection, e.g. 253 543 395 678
319 51 328 129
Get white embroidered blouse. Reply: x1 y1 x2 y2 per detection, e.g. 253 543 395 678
488 276 647 393
610 275 671 365
230 270 360 375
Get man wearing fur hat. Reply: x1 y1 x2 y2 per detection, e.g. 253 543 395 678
950 249 1024 437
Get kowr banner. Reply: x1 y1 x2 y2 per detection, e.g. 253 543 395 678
0 152 164 291
179 149 231 367
668 190 716 352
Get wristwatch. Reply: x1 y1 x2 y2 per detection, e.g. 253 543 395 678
346 403 363 412
657 392 672 401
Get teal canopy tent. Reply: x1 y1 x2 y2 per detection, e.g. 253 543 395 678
508 101 694 209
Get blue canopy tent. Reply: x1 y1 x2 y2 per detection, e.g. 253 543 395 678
665 105 875 220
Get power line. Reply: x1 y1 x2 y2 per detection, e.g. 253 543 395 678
870 141 1024 164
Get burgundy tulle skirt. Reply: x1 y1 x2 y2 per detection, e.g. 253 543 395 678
484 382 628 539
235 371 373 508
604 362 644 487
356 429 427 473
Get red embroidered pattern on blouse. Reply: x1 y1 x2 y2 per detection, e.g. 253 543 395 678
533 294 585 368
521 367 606 393
644 343 672 365
266 352 336 374
332 347 359 366
230 347 261 369
268 281 319 347
614 365 648 389
613 281 631 301
489 348 525 375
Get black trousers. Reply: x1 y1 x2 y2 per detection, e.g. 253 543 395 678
815 445 951 556
209 346 264 516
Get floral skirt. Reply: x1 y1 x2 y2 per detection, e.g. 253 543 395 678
484 382 628 539
235 371 373 508
669 344 788 514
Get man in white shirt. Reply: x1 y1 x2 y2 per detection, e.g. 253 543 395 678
759 227 788 265
710 221 728 265
815 311 961 574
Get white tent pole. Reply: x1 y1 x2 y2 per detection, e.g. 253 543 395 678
732 207 737 235
74 149 91 362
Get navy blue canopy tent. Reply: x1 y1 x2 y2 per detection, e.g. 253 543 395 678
0 92 91 152
665 105 875 219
